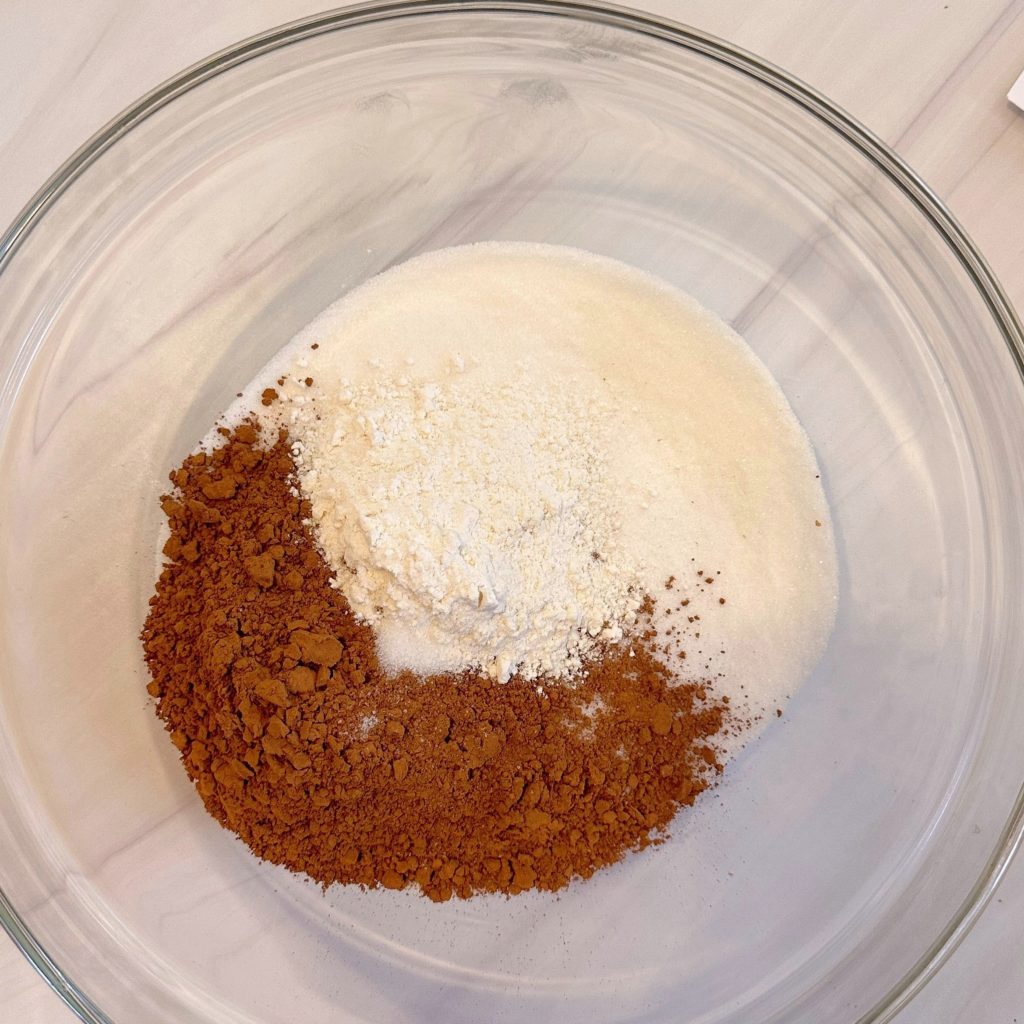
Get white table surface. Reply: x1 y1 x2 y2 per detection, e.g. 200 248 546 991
2 0 1023 1021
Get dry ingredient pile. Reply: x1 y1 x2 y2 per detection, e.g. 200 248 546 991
142 243 838 901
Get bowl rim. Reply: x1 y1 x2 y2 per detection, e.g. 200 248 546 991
1 2 1023 1022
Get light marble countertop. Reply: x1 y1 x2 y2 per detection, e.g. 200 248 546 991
2 1 1023 1021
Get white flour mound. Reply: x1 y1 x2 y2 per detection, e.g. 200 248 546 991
291 371 643 682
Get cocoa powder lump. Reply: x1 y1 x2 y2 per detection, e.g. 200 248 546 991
141 424 729 901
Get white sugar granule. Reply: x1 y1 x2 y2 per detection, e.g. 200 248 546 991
291 370 643 682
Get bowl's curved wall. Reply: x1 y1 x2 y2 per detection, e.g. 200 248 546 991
1 5 1022 1023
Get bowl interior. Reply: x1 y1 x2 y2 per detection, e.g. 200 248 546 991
1 7 1023 1024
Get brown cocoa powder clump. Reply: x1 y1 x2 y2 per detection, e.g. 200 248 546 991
141 424 729 900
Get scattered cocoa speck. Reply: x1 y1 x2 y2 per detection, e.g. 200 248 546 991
235 422 258 445
282 569 304 590
261 388 279 407
244 552 276 588
304 377 314 387
286 666 316 694
291 629 344 667
200 474 238 501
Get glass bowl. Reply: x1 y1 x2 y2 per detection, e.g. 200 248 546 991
1 3 1023 1022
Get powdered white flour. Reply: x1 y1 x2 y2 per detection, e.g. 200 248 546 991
290 371 642 681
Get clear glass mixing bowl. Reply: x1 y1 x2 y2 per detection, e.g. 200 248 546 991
1 3 1023 1022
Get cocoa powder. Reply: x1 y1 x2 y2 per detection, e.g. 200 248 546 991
141 424 729 900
